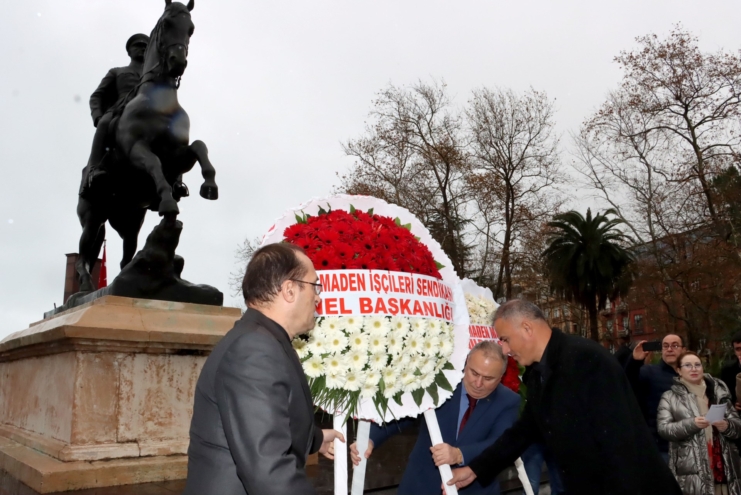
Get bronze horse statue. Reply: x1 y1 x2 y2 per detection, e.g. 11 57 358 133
76 0 218 292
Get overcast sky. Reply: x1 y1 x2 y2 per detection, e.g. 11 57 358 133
1 0 739 340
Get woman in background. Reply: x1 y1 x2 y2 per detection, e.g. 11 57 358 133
658 351 741 494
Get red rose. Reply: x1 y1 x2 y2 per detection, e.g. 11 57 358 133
283 208 442 278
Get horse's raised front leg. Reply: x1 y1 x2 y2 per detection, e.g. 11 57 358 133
129 141 179 216
76 196 106 292
190 140 218 200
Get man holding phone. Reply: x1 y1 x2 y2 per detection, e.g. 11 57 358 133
624 334 685 463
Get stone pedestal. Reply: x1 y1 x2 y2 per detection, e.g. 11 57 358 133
0 296 241 493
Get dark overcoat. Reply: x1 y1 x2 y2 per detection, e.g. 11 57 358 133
468 329 682 495
183 309 323 495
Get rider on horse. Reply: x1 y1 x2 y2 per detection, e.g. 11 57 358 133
81 33 188 201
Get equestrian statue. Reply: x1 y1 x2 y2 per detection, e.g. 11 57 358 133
69 0 221 309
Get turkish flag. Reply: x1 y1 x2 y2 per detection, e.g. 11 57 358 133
98 242 108 289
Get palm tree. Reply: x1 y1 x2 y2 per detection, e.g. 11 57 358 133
542 208 634 342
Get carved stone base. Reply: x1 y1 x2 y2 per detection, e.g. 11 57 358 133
0 296 242 492
0 435 186 493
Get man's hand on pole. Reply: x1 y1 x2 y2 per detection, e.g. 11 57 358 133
349 439 374 466
448 466 477 489
430 443 463 467
320 429 345 459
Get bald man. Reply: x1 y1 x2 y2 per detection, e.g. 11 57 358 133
448 300 681 495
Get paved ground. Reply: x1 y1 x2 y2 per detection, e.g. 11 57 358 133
0 467 548 495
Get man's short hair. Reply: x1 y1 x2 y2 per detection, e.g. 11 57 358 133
242 243 307 307
731 331 741 346
662 333 685 347
470 340 507 375
492 299 547 325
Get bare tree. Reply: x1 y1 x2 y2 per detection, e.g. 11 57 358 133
466 87 562 299
573 26 741 349
339 79 472 275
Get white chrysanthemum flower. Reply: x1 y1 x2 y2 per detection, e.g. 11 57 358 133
368 335 388 354
344 371 363 391
320 316 343 333
363 370 381 385
440 336 454 357
303 356 324 378
389 316 411 334
402 379 421 394
435 359 449 372
409 317 426 334
419 357 436 375
395 352 412 369
342 315 364 333
324 355 349 375
293 338 310 359
408 354 423 373
399 368 417 386
307 334 327 356
366 315 390 337
419 372 435 389
405 334 424 355
465 294 498 325
325 371 346 390
421 336 440 356
387 331 405 355
426 319 442 335
347 349 368 371
360 380 379 399
326 331 349 354
368 352 389 371
382 368 397 386
383 382 401 399
347 332 369 353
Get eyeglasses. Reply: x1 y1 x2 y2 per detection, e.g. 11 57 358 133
662 343 682 350
289 279 322 295
680 363 703 370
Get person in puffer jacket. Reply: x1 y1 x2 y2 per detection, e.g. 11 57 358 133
658 350 741 495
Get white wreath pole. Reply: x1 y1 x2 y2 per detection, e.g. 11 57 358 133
515 457 535 495
350 419 371 495
333 415 348 495
424 409 458 495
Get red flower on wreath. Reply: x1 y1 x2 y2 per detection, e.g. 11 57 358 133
282 208 442 279
501 356 521 394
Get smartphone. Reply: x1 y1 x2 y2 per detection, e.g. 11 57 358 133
642 341 662 352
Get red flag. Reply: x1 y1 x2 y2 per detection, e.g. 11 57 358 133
98 241 108 289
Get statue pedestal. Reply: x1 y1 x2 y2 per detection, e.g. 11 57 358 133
0 296 241 493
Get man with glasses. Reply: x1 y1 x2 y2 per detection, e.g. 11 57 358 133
625 334 686 463
184 243 342 495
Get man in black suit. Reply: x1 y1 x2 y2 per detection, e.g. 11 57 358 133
183 243 344 495
720 331 741 409
448 300 681 495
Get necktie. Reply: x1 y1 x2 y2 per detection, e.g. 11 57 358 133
458 394 477 435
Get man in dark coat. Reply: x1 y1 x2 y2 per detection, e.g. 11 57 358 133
720 331 741 409
720 331 741 452
448 300 681 495
351 341 520 495
624 333 684 462
183 243 344 495
613 331 632 368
